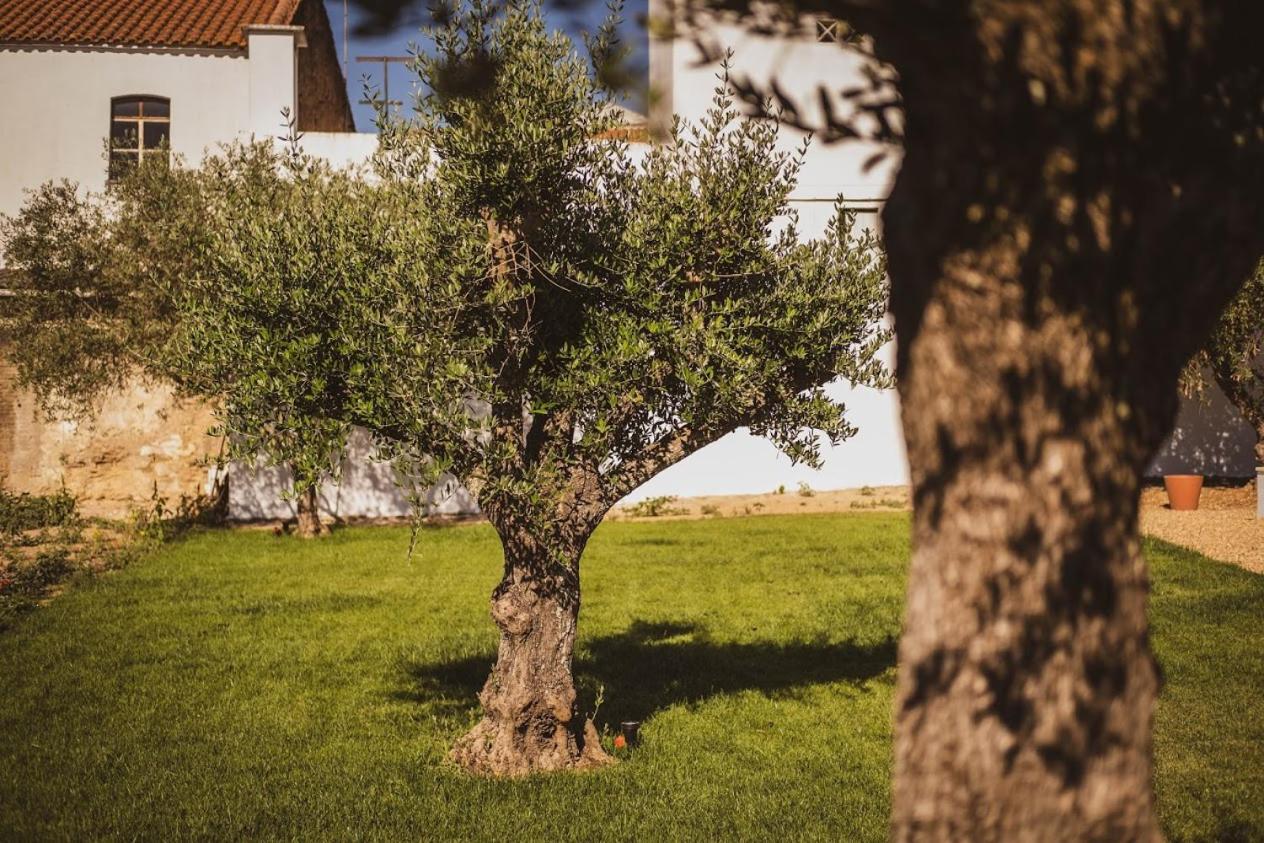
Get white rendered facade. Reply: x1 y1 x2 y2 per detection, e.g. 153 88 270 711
0 28 322 221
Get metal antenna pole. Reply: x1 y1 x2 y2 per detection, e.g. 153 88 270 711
355 56 409 111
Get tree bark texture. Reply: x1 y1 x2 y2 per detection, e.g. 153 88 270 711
872 3 1264 839
450 522 612 776
295 484 325 538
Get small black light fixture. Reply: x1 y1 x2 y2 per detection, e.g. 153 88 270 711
620 721 641 747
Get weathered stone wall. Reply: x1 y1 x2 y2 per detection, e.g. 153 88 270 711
0 364 220 518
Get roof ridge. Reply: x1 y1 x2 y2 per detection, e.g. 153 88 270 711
272 0 306 26
0 0 308 50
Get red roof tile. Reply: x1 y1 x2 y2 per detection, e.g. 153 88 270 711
0 0 305 50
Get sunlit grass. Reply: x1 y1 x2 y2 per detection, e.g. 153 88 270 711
0 513 1258 840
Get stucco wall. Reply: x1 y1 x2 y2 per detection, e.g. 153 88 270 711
628 28 912 499
658 22 898 203
228 428 477 521
0 46 254 221
0 25 349 222
299 131 379 169
1149 375 1259 477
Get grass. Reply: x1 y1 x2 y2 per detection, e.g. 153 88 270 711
0 513 1260 841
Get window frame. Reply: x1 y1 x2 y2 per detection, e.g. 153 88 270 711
108 95 171 180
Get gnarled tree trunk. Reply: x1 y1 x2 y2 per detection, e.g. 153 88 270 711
450 521 612 776
872 2 1264 839
295 484 325 538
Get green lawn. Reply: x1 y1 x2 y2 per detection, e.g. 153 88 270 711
0 513 1260 841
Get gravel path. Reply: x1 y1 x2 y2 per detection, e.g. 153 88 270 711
1141 485 1263 574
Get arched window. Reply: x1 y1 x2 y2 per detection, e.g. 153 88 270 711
109 96 170 179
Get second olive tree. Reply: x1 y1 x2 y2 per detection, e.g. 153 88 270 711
106 0 891 774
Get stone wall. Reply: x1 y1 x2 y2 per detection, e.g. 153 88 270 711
0 364 479 522
0 364 220 518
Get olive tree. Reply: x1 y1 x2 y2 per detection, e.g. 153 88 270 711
0 147 349 537
172 0 889 775
1185 265 1264 467
350 0 1264 827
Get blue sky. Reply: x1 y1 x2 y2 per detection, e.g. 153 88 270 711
323 0 650 131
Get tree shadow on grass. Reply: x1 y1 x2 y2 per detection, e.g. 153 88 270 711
396 620 897 729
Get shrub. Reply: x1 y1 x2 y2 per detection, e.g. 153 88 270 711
626 496 687 518
0 486 77 534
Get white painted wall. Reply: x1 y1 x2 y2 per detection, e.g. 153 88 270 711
0 32 364 222
246 27 300 137
628 24 910 500
663 23 897 204
299 131 380 169
1150 374 1259 477
634 22 1260 497
228 428 475 521
0 45 254 220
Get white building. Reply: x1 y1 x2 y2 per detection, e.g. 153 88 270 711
0 1 1253 520
0 0 374 219
634 13 1258 499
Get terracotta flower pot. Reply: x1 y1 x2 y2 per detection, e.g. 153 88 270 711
1163 474 1204 511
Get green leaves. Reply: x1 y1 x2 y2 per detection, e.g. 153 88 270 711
1 0 892 531
0 158 202 419
360 0 892 520
1188 263 1264 443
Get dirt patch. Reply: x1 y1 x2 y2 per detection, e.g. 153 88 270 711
614 483 1263 575
1141 484 1263 574
610 485 910 521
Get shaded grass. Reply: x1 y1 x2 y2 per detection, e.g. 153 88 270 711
0 514 1258 841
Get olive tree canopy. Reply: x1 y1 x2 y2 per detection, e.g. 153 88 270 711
169 0 890 774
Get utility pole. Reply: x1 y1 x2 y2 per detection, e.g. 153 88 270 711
355 55 409 111
342 0 349 78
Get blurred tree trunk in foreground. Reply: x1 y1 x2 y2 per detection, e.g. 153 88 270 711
868 3 1264 839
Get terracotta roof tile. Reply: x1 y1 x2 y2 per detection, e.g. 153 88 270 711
0 0 304 50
